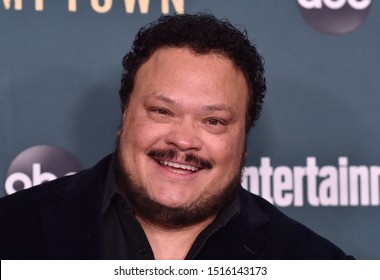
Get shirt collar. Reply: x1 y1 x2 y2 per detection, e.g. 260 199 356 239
101 155 124 217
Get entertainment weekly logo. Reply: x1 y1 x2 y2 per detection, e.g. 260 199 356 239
297 0 371 35
242 157 380 207
4 145 82 195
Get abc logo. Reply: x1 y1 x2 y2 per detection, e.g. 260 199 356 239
297 0 371 35
5 145 82 195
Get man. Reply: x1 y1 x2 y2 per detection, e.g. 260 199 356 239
0 13 352 259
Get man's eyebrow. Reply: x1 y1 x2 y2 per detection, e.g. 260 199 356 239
202 104 234 113
149 93 176 105
149 93 234 113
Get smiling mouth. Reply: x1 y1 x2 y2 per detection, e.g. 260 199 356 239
158 160 200 173
148 149 212 174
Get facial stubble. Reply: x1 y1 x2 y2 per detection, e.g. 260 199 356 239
114 138 245 229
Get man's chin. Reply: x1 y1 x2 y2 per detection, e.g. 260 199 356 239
121 182 221 229
149 190 199 209
154 200 189 210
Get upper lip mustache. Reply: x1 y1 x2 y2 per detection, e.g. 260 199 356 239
147 149 213 169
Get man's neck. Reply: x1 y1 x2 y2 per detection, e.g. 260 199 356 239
136 214 216 260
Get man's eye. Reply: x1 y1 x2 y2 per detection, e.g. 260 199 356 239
155 108 170 115
207 119 224 126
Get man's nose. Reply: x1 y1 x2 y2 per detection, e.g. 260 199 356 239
164 119 202 151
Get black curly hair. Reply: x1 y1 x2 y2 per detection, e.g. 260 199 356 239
119 13 266 132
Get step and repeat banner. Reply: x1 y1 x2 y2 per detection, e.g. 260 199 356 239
1 0 379 259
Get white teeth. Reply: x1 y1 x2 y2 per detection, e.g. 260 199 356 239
159 160 199 172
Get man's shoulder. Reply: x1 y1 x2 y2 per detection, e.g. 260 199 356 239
0 154 112 218
236 188 353 259
0 155 112 259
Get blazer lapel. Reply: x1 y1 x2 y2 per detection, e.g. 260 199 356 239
195 189 271 260
40 188 102 259
194 216 270 259
39 155 111 259
235 188 272 259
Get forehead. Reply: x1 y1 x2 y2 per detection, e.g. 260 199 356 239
139 47 244 79
132 47 249 109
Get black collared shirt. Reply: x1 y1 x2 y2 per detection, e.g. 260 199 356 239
101 159 240 259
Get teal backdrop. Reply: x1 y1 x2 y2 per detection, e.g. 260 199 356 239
1 0 379 259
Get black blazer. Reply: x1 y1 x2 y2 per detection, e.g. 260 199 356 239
0 155 353 259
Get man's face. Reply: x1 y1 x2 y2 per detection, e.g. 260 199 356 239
117 47 248 227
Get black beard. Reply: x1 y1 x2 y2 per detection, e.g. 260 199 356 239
114 146 243 229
